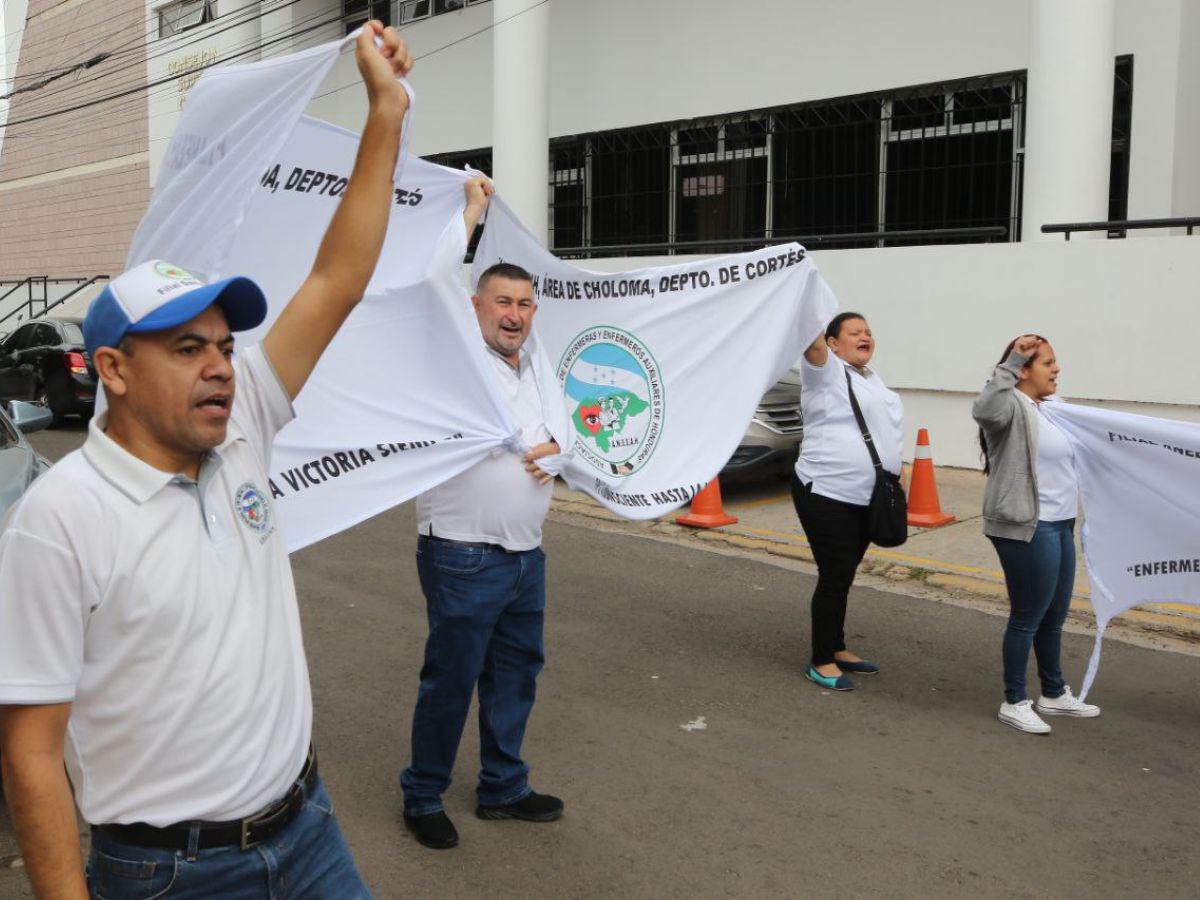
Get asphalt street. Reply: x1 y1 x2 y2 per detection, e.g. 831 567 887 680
2 424 1199 898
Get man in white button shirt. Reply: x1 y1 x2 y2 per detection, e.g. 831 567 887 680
0 23 411 899
400 180 564 850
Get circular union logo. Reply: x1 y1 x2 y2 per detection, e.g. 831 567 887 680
233 482 272 535
557 326 664 478
154 261 194 281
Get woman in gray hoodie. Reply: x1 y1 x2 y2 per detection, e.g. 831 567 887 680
972 334 1100 735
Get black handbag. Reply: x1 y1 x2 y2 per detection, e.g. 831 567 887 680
845 369 908 547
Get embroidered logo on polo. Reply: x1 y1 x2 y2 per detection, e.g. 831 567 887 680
233 482 273 539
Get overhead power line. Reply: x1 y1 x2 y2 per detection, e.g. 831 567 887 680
2 10 345 129
2 0 546 132
0 52 112 100
4 0 313 112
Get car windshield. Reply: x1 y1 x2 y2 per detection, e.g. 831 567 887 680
61 322 85 345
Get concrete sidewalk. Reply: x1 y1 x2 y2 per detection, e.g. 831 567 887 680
551 465 1200 644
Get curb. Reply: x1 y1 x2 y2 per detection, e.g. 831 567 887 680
548 495 1200 645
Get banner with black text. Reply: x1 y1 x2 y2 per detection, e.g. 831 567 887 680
474 199 837 519
127 37 524 551
1041 402 1200 699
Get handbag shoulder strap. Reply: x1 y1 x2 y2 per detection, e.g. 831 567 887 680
845 368 884 471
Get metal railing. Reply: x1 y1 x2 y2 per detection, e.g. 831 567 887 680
0 276 110 330
551 226 1007 259
1041 217 1200 240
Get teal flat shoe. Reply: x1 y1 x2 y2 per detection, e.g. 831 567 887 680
805 665 855 691
834 658 879 675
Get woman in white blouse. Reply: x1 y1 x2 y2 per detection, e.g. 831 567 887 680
792 312 904 692
972 334 1100 734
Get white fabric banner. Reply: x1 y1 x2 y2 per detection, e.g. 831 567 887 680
1041 402 1200 699
126 36 837 549
126 37 526 551
128 37 353 281
473 199 837 519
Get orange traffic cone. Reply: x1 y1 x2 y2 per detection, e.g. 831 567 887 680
907 428 955 528
675 478 739 528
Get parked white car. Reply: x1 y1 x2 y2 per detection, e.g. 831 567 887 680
0 399 53 522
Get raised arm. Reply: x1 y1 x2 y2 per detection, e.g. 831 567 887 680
263 22 414 399
803 331 828 367
463 175 494 238
0 703 84 899
971 335 1038 430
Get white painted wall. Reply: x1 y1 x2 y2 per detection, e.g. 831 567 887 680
0 3 6 159
814 235 1200 466
1021 0 1115 239
1170 0 1200 218
306 2 494 157
1115 0 1183 222
491 0 549 241
545 0 1029 138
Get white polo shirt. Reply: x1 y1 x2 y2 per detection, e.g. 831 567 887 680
417 347 553 551
795 353 904 506
1020 393 1079 522
0 344 311 827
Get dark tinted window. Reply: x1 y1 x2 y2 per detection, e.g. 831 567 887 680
11 325 39 351
773 100 880 247
1108 55 1133 224
343 0 391 33
590 126 671 250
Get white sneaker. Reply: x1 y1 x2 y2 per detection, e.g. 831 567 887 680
998 699 1052 734
1036 686 1101 718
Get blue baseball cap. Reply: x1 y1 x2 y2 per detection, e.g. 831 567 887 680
83 260 267 355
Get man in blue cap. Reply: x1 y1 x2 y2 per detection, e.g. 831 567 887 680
0 21 409 898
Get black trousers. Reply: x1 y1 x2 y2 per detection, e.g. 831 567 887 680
791 475 872 666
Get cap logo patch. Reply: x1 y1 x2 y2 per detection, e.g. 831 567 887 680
154 261 195 281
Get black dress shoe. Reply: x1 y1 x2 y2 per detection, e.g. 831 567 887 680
404 810 459 849
476 791 564 822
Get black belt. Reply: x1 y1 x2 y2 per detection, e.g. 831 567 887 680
93 745 318 852
422 533 513 553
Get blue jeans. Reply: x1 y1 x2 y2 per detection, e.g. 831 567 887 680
401 536 546 815
86 776 369 898
990 519 1076 704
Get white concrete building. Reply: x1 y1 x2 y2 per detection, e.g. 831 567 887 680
4 0 1198 465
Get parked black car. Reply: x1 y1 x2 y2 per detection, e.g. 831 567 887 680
0 316 97 423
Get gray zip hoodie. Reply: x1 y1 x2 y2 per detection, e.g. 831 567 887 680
971 350 1040 542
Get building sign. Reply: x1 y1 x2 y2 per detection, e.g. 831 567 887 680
167 48 219 108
